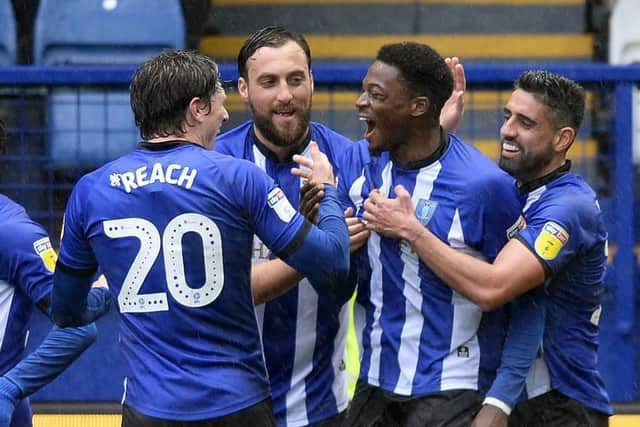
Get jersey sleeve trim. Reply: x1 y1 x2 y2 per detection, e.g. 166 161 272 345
513 234 552 279
277 219 312 260
55 260 98 277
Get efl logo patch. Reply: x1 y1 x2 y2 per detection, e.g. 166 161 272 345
267 188 296 223
415 199 438 226
534 221 569 260
507 215 527 239
33 237 57 272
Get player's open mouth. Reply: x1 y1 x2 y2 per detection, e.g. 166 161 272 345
275 110 295 118
359 116 375 139
501 141 521 158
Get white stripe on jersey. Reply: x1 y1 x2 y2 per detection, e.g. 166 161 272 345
365 161 394 386
0 281 15 349
350 170 367 218
285 280 318 426
253 145 267 172
394 163 442 395
525 356 551 399
523 185 547 213
331 302 351 414
441 209 483 390
353 301 366 360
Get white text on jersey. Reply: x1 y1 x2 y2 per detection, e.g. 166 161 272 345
109 163 198 193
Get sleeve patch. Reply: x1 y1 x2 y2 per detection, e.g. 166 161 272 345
267 188 296 223
534 221 569 260
33 237 57 272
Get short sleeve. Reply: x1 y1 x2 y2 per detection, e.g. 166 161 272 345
0 220 54 304
235 162 307 257
516 198 596 277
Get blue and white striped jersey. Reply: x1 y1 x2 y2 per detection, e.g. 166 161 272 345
0 194 54 376
57 141 310 421
216 122 355 427
340 134 522 396
515 167 612 415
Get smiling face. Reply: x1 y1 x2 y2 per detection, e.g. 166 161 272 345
238 40 313 148
498 88 561 182
356 61 414 156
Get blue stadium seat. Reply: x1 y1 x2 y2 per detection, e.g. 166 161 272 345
0 1 16 65
34 0 185 170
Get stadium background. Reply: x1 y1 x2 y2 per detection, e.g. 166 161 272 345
0 0 639 425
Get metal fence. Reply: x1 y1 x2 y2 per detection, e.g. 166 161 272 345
0 63 638 403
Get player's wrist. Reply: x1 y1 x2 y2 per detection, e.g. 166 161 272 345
482 397 512 416
0 376 22 402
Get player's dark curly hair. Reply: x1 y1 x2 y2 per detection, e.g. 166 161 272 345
376 42 453 121
237 26 311 79
515 70 585 133
130 50 221 140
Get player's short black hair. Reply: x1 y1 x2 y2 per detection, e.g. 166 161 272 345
515 70 585 132
0 118 6 154
130 50 221 140
237 26 311 79
376 42 453 121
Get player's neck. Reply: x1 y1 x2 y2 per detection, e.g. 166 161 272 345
252 126 310 163
390 126 444 167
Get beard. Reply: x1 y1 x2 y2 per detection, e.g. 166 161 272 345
250 103 311 148
499 139 554 182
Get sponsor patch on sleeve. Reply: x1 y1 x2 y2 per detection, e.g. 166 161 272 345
267 188 296 223
506 215 527 239
33 237 57 272
534 221 569 260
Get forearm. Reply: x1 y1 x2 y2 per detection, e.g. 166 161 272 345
51 264 112 327
485 289 547 413
252 259 303 304
1 323 97 400
404 221 506 310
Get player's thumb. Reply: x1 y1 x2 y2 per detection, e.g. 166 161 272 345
395 185 411 203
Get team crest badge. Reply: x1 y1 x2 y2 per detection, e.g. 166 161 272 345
415 199 438 226
33 237 57 272
534 221 569 260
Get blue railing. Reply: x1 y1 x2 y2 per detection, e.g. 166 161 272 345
0 63 637 402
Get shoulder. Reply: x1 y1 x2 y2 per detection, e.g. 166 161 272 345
0 210 49 264
448 137 515 191
532 175 602 225
215 122 253 155
310 122 352 147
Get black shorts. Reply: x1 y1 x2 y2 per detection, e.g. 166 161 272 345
344 380 483 427
121 399 276 427
309 410 347 427
509 390 610 427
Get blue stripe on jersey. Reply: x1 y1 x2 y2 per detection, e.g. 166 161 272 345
342 136 521 397
216 122 354 426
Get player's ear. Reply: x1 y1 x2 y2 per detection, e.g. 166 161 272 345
238 77 249 102
411 96 429 118
185 97 203 126
555 126 575 153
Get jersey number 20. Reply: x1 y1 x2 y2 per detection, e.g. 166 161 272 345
104 213 224 313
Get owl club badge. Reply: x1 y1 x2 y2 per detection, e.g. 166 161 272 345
33 237 57 272
534 221 569 260
415 199 438 226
